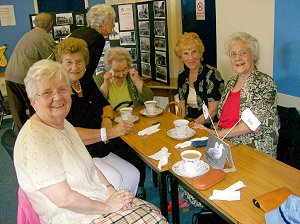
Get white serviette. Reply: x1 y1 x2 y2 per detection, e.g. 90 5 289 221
148 147 171 170
138 123 161 136
209 181 246 201
175 137 209 149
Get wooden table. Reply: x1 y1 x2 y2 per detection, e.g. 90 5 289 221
170 145 300 224
117 107 221 220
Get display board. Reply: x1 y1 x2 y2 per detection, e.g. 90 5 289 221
29 10 87 42
101 0 169 84
29 0 169 84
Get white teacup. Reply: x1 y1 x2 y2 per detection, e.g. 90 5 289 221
144 100 157 114
120 107 133 121
173 119 189 137
181 150 202 175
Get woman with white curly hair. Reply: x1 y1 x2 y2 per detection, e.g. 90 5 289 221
71 4 116 86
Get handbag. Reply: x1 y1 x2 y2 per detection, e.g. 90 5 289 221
252 187 293 212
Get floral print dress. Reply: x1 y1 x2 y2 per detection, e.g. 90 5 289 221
218 69 280 158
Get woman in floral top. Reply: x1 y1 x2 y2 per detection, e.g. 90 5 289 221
195 32 280 158
174 32 224 124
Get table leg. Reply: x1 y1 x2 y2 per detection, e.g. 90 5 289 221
170 174 180 224
158 172 169 221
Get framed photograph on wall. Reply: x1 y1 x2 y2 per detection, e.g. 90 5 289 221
75 14 84 26
141 52 150 64
120 31 136 45
56 13 73 25
155 51 167 67
109 22 120 40
139 21 150 36
153 1 166 19
154 21 166 38
140 37 150 52
53 25 71 39
137 4 149 20
141 63 151 78
127 48 137 61
156 65 167 83
154 38 166 51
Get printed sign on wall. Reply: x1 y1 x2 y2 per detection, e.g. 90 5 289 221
196 0 205 20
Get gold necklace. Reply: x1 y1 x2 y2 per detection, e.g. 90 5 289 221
72 81 82 93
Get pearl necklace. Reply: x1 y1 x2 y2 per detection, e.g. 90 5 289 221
72 81 82 93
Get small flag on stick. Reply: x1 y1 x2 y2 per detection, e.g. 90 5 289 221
241 108 261 131
202 102 219 138
202 102 209 120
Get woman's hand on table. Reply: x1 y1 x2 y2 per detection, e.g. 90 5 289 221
193 123 208 130
108 121 134 138
105 189 134 213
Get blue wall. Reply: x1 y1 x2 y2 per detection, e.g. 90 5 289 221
273 0 300 98
0 0 104 73
0 0 34 72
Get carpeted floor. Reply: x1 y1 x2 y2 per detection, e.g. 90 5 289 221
0 118 18 224
0 118 200 224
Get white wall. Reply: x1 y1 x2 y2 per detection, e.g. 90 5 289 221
216 0 275 82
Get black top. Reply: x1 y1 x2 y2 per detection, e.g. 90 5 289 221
66 80 111 157
178 64 224 119
70 27 105 86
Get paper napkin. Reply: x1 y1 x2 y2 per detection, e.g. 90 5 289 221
175 137 209 149
148 147 171 170
138 123 161 136
209 181 246 201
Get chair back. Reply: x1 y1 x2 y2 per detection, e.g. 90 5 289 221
17 188 41 224
277 105 300 169
165 101 183 118
0 88 11 115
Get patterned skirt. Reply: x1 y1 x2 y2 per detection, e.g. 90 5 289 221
91 198 168 224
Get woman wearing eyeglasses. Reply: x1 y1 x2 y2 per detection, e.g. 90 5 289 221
195 32 280 158
94 47 153 110
174 32 224 125
14 59 167 224
55 37 146 198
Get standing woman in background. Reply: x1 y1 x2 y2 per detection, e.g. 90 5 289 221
174 32 224 125
195 32 280 158
71 4 115 87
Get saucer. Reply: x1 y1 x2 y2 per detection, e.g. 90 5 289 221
167 128 196 140
140 107 164 117
114 115 139 123
172 160 210 178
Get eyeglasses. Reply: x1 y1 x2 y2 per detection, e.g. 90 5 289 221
227 50 250 58
113 68 129 76
36 88 72 99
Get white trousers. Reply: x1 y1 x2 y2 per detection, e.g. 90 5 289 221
93 152 140 194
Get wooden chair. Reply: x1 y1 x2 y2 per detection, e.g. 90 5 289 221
164 101 183 118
